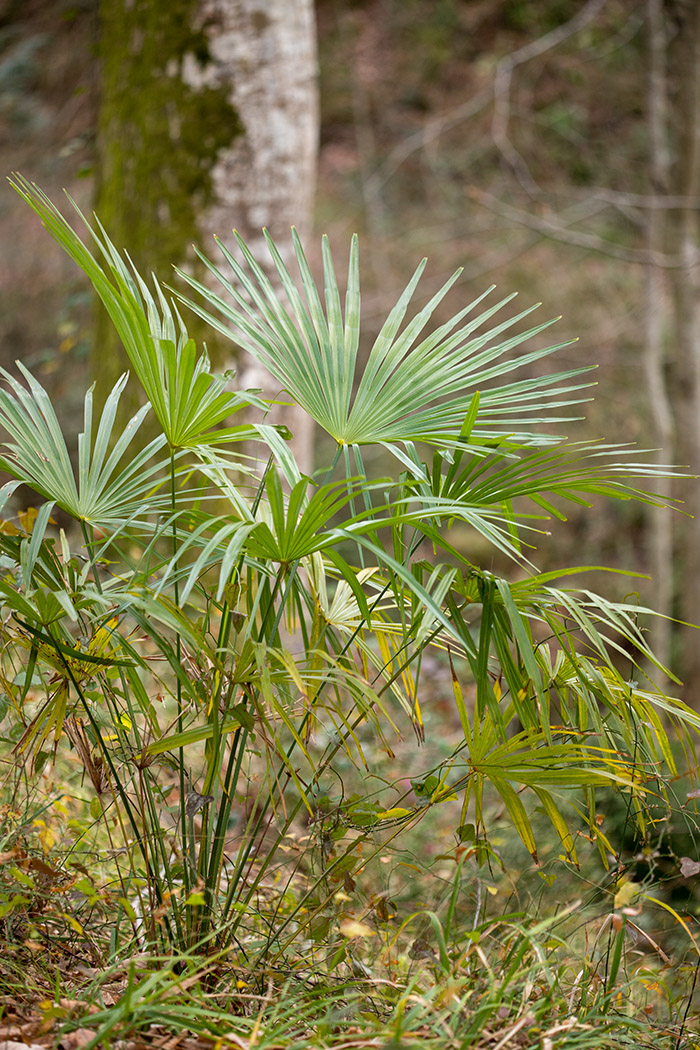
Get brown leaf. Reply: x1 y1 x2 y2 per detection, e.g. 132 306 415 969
680 856 700 878
374 896 396 923
0 1029 27 1042
0 849 23 864
26 856 63 879
185 790 214 818
58 1028 97 1049
0 1043 48 1050
57 1001 98 1016
409 937 436 960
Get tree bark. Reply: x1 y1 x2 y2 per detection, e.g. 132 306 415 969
94 0 242 411
195 0 318 259
644 0 673 674
95 0 319 472
664 0 700 699
193 0 319 475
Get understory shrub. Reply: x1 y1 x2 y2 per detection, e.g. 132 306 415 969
0 175 698 1012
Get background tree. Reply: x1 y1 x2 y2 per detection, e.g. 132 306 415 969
195 0 319 474
314 0 700 695
94 0 319 469
661 0 700 697
94 0 242 405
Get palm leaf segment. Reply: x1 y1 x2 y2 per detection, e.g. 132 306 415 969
176 228 591 454
0 365 168 527
9 175 262 451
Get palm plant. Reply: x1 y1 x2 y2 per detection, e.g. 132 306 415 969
0 174 697 966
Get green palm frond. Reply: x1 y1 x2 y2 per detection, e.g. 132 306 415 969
0 365 170 527
419 441 683 515
174 227 590 454
9 175 263 449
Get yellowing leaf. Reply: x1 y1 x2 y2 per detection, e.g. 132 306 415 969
614 879 640 909
9 865 35 889
376 807 413 820
61 912 84 935
339 919 375 938
184 891 206 906
88 617 119 657
32 819 55 854
118 896 136 921
19 506 39 533
0 895 29 917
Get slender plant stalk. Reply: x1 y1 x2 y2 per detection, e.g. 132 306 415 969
169 448 192 922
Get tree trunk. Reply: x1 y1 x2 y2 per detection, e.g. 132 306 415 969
644 0 673 674
94 0 242 412
664 0 700 699
95 0 319 473
195 0 319 475
196 0 318 258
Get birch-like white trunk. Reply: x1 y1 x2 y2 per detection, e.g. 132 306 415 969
192 0 320 475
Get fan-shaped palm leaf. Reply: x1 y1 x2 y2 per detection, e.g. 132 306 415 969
0 365 170 527
9 175 262 449
174 227 591 454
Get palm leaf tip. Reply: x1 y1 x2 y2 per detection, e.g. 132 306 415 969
0 364 170 527
176 228 590 453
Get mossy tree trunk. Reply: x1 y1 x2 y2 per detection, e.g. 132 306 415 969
95 0 319 470
95 0 243 416
644 0 673 675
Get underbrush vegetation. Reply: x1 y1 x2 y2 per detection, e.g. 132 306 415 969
0 175 699 1049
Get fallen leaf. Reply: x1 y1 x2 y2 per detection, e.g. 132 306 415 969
0 1042 48 1050
57 1002 98 1015
59 1029 98 1049
680 857 700 878
0 849 22 863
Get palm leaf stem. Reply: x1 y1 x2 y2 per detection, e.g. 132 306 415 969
168 446 191 910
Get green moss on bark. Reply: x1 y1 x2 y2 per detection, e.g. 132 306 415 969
94 0 242 402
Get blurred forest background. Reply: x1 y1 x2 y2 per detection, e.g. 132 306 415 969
0 0 699 694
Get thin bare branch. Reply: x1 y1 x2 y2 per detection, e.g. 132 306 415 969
471 188 697 267
492 0 609 194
